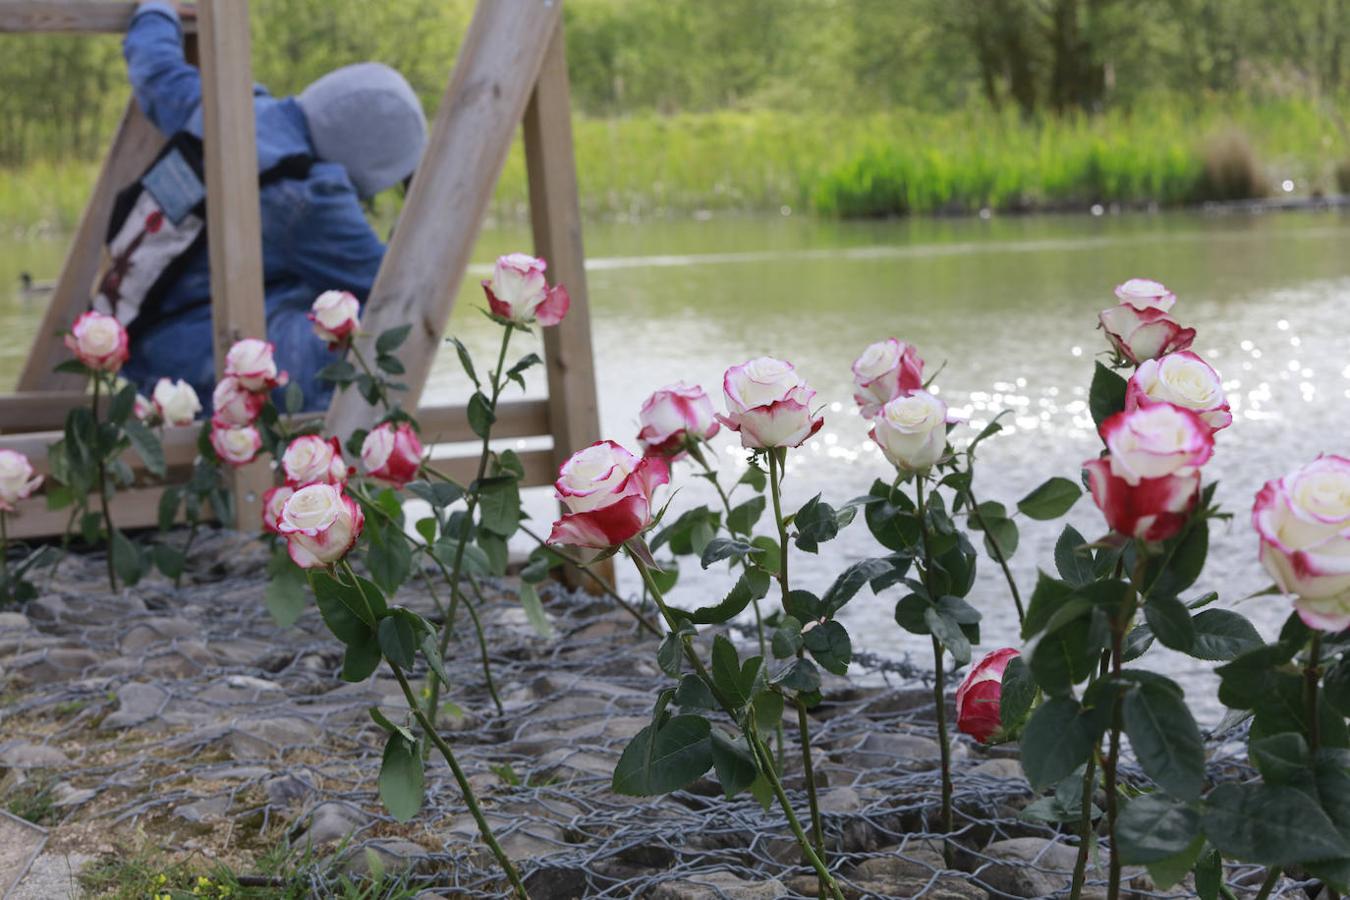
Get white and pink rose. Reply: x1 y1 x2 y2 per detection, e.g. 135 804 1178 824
212 375 265 427
224 338 285 393
65 311 129 373
548 440 669 550
278 483 364 569
852 338 924 418
261 485 294 535
955 647 1020 744
870 390 953 473
360 422 423 488
482 253 570 327
282 435 348 487
210 423 262 468
308 290 361 347
0 450 42 511
716 357 823 450
152 377 201 427
637 382 720 458
1127 351 1231 432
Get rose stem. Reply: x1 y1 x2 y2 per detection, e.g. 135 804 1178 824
427 325 514 726
1069 747 1098 899
0 510 9 600
347 339 393 412
175 520 198 588
92 374 117 592
517 522 661 637
1103 558 1139 900
914 475 955 866
961 483 1023 625
629 552 844 900
767 449 828 886
692 447 768 660
340 562 529 898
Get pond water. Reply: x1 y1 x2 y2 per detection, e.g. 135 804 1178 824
7 209 1350 722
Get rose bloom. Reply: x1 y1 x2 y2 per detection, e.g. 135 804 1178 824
278 483 365 569
261 485 294 535
1099 304 1196 365
151 377 202 427
548 440 670 550
65 311 129 373
361 422 423 487
210 423 262 467
308 290 361 346
852 338 924 418
212 375 265 427
133 393 155 423
1127 351 1231 433
636 382 720 458
1114 277 1176 311
1253 455 1350 631
1083 403 1213 541
224 338 284 392
870 390 952 473
482 253 570 327
0 450 43 511
956 647 1020 744
282 435 348 487
716 357 824 450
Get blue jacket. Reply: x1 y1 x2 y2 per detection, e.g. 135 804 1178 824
121 1 386 412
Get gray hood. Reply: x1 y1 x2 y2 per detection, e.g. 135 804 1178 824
297 62 428 199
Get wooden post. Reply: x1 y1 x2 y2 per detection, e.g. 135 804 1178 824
523 21 610 590
196 0 270 528
323 0 562 441
16 99 163 392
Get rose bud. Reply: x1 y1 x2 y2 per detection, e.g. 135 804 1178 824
261 485 294 535
1114 277 1176 311
151 377 202 427
637 382 720 458
716 357 824 450
1126 351 1231 433
1083 403 1213 541
224 338 285 392
212 375 265 427
133 393 156 423
852 338 924 418
282 435 348 487
1253 455 1350 631
210 423 262 467
548 440 670 550
482 253 570 327
870 390 953 474
308 290 361 347
64 311 129 373
361 422 423 487
0 450 43 511
956 647 1021 744
1099 304 1196 365
278 483 365 569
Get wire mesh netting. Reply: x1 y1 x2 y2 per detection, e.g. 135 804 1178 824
0 529 1313 898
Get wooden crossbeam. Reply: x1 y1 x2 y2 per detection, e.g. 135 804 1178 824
0 1 197 33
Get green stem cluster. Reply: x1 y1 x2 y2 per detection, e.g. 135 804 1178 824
92 374 117 592
914 476 955 866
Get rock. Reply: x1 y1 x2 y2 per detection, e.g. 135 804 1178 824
851 844 948 881
830 730 941 771
0 611 31 630
444 811 567 859
0 742 71 769
174 795 231 823
264 772 316 807
818 785 864 815
100 682 169 730
649 870 786 899
50 783 98 808
294 801 371 847
523 865 591 900
971 836 1104 898
119 617 198 655
7 648 103 685
140 640 218 677
23 596 68 623
342 839 428 878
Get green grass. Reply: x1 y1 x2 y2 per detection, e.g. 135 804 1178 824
5 776 59 826
3 97 1348 233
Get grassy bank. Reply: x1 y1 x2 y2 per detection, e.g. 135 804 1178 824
3 98 1348 234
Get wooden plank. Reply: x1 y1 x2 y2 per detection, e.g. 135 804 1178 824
196 0 269 529
6 484 179 539
0 1 196 33
323 0 563 442
16 99 164 392
425 448 554 489
523 21 608 590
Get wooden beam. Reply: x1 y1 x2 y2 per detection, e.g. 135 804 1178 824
324 0 563 442
16 99 164 392
6 484 180 539
523 21 608 590
0 1 197 33
196 0 269 529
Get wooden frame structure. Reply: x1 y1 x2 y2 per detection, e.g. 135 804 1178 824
0 0 601 542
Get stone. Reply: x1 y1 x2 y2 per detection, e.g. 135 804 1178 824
444 811 567 859
830 730 941 771
23 596 68 623
140 640 218 677
295 801 371 847
50 783 98 808
0 742 71 769
7 647 103 685
342 839 429 877
264 772 316 807
851 845 948 882
968 757 1027 782
174 795 231 823
0 807 48 898
100 682 169 730
8 851 98 900
648 870 786 899
119 617 198 655
971 836 1104 898
0 611 31 630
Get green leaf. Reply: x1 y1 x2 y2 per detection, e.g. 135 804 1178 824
284 381 304 415
727 497 766 535
924 606 971 665
376 324 413 354
378 613 418 669
518 580 554 638
1017 477 1082 520
379 731 424 821
1024 571 1074 639
341 631 382 682
449 336 479 387
478 476 521 537
1144 594 1195 652
770 657 821 693
110 529 143 586
612 715 714 796
1122 674 1205 800
1188 609 1263 661
124 419 166 478
700 536 758 569
1146 521 1209 601
420 633 451 687
711 635 749 708
675 674 715 710
157 486 181 532
311 572 379 643
772 617 804 659
793 494 841 552
467 392 495 439
657 633 684 678
151 543 184 580
108 383 137 425
1202 783 1350 866
1194 847 1222 900
709 729 758 800
366 531 412 595
376 353 405 375
980 515 1019 560
680 568 770 625
1117 794 1202 864
1000 655 1037 731
1249 733 1309 786
803 620 852 676
821 558 893 616
1089 361 1129 428
1021 696 1101 790
738 466 767 492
